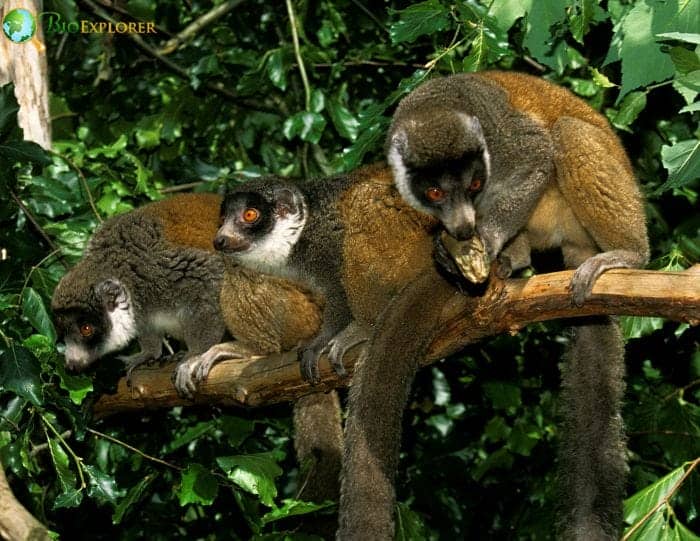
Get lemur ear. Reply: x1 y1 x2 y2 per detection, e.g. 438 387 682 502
390 128 408 154
274 187 299 217
95 279 128 312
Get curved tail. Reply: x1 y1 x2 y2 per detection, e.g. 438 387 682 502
338 271 456 540
556 317 627 540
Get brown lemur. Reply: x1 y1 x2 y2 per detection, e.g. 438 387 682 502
386 71 649 540
51 193 344 511
213 164 454 540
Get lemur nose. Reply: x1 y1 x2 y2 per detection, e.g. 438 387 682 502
213 235 228 251
452 224 475 241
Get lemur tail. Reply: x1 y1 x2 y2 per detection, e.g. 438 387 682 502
337 271 456 541
556 317 627 541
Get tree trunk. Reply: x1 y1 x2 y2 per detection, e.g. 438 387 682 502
0 0 51 149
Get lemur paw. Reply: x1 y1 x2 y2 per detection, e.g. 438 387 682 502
494 254 512 280
300 347 323 385
569 254 616 307
119 352 157 387
321 322 370 377
173 342 247 398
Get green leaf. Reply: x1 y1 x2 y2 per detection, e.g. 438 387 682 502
611 0 700 98
218 416 255 448
84 464 123 505
680 102 700 113
178 463 218 506
670 47 700 74
261 498 332 524
0 140 51 171
112 474 156 524
590 67 616 88
568 0 606 44
620 316 665 339
54 361 93 405
483 381 521 410
658 139 700 192
282 112 327 144
53 488 84 509
0 345 44 406
395 502 430 541
624 464 686 524
21 287 56 343
656 32 700 45
217 451 284 507
327 97 360 141
48 437 76 493
266 49 287 91
389 0 451 44
612 91 647 131
164 421 215 453
522 0 568 69
488 0 532 32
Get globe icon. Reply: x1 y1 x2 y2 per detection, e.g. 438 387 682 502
2 8 36 44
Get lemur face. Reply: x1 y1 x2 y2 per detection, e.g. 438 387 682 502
387 110 491 241
215 180 306 273
53 279 137 371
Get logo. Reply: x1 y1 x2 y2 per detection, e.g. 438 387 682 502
2 8 37 43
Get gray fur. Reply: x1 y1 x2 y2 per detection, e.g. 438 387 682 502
52 209 225 386
219 174 367 384
386 73 649 539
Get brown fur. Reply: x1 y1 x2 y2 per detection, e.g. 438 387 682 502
142 193 223 252
339 163 440 324
386 71 649 539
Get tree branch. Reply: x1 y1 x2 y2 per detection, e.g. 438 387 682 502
93 267 700 418
0 459 50 541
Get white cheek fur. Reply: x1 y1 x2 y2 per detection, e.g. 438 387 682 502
388 137 435 217
100 293 137 355
234 203 306 275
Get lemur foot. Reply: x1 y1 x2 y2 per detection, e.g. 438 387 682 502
570 252 637 307
119 352 158 386
173 342 252 398
321 322 370 378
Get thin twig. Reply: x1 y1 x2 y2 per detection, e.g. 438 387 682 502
663 378 700 402
286 0 312 111
86 427 183 471
31 430 72 456
158 181 207 194
9 191 69 269
158 0 245 55
349 0 387 33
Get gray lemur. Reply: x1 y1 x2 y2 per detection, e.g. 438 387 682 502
52 193 226 385
52 194 345 526
386 71 649 540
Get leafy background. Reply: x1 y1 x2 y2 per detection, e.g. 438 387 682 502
0 0 698 539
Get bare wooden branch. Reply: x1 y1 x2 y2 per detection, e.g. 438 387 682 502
0 459 50 541
92 267 699 418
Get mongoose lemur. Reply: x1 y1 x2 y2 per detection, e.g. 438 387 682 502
52 193 344 514
387 71 649 540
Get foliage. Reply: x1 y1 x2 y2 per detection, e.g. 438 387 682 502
0 0 698 539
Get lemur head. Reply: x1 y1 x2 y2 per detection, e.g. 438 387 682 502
387 108 490 241
52 273 136 371
214 178 306 273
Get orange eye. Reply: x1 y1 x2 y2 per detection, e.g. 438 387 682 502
242 208 260 223
79 324 94 338
469 178 482 192
425 187 445 202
